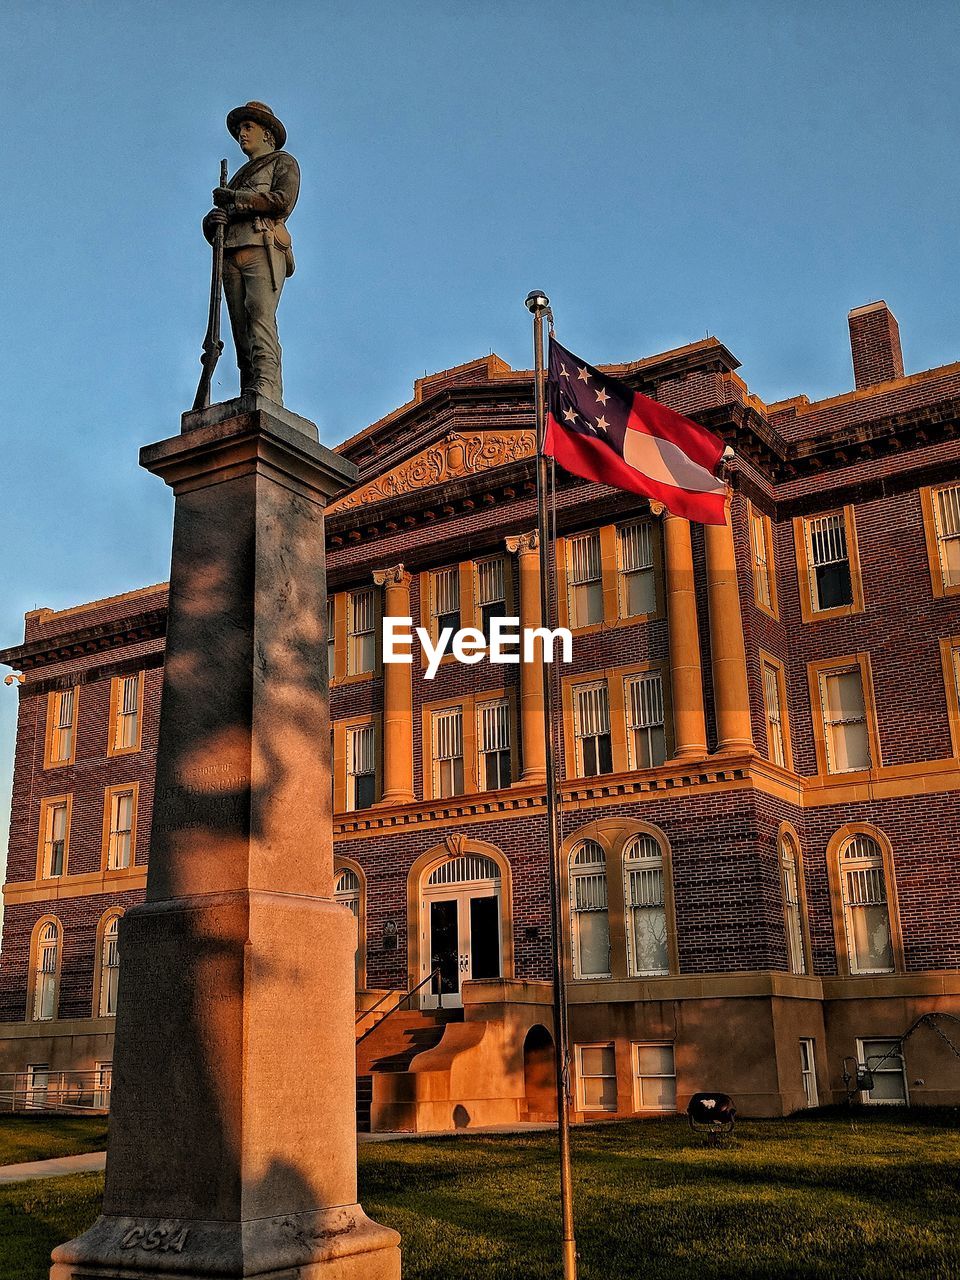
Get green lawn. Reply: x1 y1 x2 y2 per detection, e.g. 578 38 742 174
0 1114 107 1167
2 1112 958 1280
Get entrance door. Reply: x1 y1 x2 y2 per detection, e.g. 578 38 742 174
422 855 503 1009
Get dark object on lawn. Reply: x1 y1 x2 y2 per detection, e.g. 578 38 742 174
687 1092 737 1146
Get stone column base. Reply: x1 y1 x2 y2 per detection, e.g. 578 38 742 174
51 1204 400 1279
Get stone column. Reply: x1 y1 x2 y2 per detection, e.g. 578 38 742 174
662 513 708 759
505 531 546 785
373 564 415 805
705 498 756 754
52 395 400 1280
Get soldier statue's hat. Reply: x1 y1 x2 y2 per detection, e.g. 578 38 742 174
226 101 287 150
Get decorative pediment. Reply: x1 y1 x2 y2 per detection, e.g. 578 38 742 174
329 429 536 513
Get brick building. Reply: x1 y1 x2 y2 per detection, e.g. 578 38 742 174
2 300 960 1126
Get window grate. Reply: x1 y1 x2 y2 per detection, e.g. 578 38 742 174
626 675 663 730
574 872 608 911
433 709 463 760
808 513 847 566
575 684 610 736
336 868 361 894
432 567 460 617
571 840 605 867
477 558 505 605
479 701 510 751
618 522 652 573
569 531 601 584
348 724 375 774
427 855 500 885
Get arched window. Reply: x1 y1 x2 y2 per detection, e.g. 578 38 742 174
32 921 60 1021
98 916 121 1016
623 835 668 976
840 834 894 974
336 865 364 988
569 841 609 979
780 834 807 975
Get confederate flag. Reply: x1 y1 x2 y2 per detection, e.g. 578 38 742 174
544 338 729 524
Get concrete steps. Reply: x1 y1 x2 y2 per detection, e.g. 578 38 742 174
355 1008 463 1130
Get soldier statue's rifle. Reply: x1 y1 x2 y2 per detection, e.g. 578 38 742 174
192 158 229 411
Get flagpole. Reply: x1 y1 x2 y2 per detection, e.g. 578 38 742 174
525 289 578 1280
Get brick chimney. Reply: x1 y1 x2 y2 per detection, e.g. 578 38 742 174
848 301 904 389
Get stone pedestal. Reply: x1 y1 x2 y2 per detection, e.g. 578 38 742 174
51 396 401 1279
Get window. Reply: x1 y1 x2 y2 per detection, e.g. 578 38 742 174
25 1064 49 1110
799 1039 818 1108
93 1061 113 1110
617 521 655 617
570 841 610 978
46 687 77 766
818 664 871 773
98 916 120 1016
567 531 603 628
477 557 507 640
623 836 669 976
840 835 894 974
105 788 136 869
762 658 789 768
932 484 960 590
624 673 666 769
110 673 142 753
478 700 511 790
347 588 376 675
857 1038 908 1105
750 505 777 614
780 835 806 976
432 707 464 798
796 508 863 620
576 1043 617 1112
39 798 69 878
633 1043 676 1111
573 682 612 777
32 922 60 1021
335 866 363 985
432 567 461 636
326 596 336 679
805 512 853 611
346 724 377 810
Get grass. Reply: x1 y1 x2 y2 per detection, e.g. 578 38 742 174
0 1114 107 1167
1 1111 958 1280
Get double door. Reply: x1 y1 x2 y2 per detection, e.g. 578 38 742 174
422 889 501 1009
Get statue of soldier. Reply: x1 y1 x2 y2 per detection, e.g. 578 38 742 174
203 101 300 405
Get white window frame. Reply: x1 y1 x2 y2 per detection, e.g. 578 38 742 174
476 557 507 637
576 1042 617 1112
43 801 68 879
617 520 655 618
751 507 774 610
573 681 612 778
933 484 960 590
799 1038 818 1108
98 916 120 1017
114 674 141 751
477 699 511 791
624 673 666 769
567 531 603 628
431 567 461 636
780 835 806 976
840 835 894 975
50 688 76 764
33 924 59 1022
432 706 465 798
326 596 336 679
805 512 853 613
632 1042 677 1112
26 1063 50 1110
346 723 377 811
762 660 787 767
347 588 376 675
107 789 135 870
623 835 669 977
569 841 610 979
93 1060 113 1110
856 1037 908 1106
819 665 871 773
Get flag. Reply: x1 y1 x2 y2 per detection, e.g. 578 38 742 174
545 337 729 524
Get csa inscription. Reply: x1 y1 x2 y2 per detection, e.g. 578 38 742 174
120 1224 190 1253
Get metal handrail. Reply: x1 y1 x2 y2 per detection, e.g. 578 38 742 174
355 967 442 1044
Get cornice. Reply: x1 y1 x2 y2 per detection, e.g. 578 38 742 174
0 609 167 674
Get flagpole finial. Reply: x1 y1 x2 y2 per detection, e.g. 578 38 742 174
525 290 550 313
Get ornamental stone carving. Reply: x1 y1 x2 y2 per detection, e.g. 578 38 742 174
505 530 539 556
329 429 536 512
372 565 411 589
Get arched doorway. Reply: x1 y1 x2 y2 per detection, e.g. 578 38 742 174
421 853 502 1009
523 1025 557 1121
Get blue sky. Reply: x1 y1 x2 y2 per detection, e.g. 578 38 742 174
2 0 960 879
